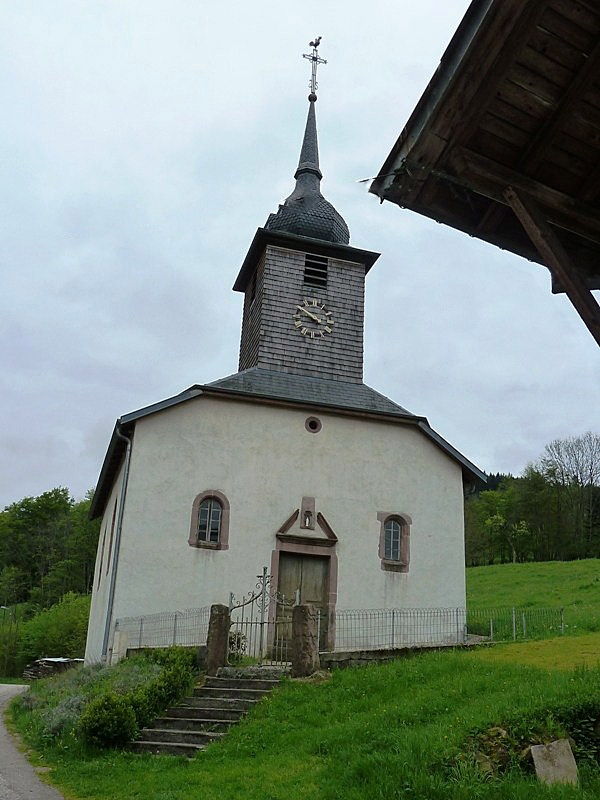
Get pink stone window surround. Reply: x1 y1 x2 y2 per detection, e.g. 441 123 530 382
377 511 411 573
189 489 230 550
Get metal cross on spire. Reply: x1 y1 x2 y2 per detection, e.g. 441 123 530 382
303 36 326 99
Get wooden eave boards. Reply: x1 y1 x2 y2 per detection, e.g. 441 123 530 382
371 0 600 345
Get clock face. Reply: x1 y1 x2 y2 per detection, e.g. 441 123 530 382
293 297 334 339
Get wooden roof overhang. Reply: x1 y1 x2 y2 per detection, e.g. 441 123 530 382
370 0 600 346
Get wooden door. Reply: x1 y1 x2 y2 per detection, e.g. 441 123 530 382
277 553 329 650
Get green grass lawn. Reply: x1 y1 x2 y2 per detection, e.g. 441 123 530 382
467 558 600 633
11 647 600 800
472 631 600 671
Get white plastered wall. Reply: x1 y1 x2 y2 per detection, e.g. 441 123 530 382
84 462 124 663
85 394 466 660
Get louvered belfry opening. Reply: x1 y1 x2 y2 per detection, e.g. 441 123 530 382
303 254 328 288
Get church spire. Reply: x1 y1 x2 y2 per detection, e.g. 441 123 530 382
295 37 326 182
264 37 350 245
294 37 326 180
294 99 322 182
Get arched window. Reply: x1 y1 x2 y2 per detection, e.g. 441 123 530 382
384 517 401 562
189 490 230 550
197 497 222 543
377 512 411 573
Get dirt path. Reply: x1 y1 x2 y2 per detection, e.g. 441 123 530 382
0 684 65 800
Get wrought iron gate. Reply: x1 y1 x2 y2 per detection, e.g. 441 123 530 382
229 567 297 665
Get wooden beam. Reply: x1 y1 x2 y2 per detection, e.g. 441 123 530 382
580 159 600 204
440 0 548 152
450 147 600 242
479 34 600 233
504 186 600 346
519 38 600 176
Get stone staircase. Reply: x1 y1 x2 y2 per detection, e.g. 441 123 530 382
130 669 283 757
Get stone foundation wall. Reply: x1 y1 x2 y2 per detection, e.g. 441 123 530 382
320 644 466 670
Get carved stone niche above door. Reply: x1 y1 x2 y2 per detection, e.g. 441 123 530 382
276 499 338 549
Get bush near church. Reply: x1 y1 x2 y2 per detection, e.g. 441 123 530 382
11 647 198 751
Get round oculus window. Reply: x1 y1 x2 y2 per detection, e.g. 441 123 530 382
305 416 322 433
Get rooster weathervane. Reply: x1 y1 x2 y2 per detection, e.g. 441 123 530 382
303 36 326 98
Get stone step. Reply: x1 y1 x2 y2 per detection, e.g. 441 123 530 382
138 727 224 746
130 669 282 757
167 704 245 721
217 665 289 680
194 686 271 701
186 695 258 710
154 715 232 732
130 740 204 758
204 676 281 692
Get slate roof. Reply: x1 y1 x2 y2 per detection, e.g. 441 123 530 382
265 194 349 245
206 368 414 417
264 96 350 245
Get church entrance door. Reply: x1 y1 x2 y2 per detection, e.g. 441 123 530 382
277 553 329 650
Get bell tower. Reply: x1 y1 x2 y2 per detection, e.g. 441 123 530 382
233 39 379 384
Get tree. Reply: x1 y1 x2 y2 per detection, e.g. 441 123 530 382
464 433 600 565
537 432 600 558
67 493 101 595
0 566 27 606
0 488 100 608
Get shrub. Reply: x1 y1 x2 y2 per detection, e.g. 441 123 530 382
78 693 138 748
128 685 156 729
11 646 198 751
126 648 196 729
109 658 161 694
145 646 196 670
16 593 91 675
42 693 86 738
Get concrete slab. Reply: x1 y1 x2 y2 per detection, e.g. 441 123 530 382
531 739 578 786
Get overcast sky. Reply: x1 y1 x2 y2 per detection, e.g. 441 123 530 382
1 1 599 508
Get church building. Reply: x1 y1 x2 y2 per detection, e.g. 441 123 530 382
85 43 484 665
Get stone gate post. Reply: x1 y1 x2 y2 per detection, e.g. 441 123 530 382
206 604 230 675
290 603 320 677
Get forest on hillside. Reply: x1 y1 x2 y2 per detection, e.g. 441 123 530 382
465 432 600 565
0 488 100 610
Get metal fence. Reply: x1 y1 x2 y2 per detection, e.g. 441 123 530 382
331 606 565 652
466 607 564 642
114 607 210 651
332 608 468 651
114 604 566 658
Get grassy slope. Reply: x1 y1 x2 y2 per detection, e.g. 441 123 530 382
11 560 600 800
28 652 600 800
467 558 600 632
472 632 600 670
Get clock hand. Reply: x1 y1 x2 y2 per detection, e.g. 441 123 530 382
297 306 322 324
